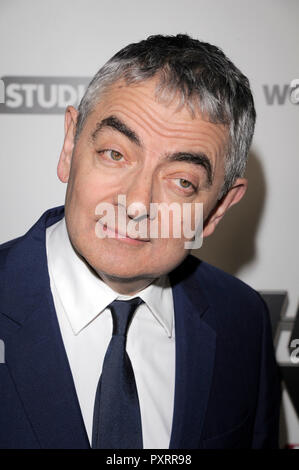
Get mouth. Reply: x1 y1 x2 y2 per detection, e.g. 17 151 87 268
96 220 151 245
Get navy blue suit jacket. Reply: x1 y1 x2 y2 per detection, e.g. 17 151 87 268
0 206 281 448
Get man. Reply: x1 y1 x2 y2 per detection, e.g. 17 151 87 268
0 34 280 449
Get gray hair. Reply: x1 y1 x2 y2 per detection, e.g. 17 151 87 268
75 34 256 198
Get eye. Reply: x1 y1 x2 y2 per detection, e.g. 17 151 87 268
109 150 123 161
173 178 195 190
97 149 124 161
179 179 192 188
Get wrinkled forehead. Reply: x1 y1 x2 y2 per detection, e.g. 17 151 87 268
103 71 231 123
87 77 229 138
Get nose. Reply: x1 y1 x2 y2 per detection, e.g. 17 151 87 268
123 169 154 221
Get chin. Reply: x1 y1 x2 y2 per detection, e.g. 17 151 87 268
93 260 157 281
76 234 187 282
88 255 170 283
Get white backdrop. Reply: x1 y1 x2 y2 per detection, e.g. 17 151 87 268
0 0 298 446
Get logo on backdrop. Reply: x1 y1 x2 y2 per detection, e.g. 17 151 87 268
0 76 90 113
1 77 299 110
260 292 299 422
263 79 299 105
0 339 4 364
0 79 4 104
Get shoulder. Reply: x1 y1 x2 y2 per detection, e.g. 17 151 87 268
0 236 23 268
0 206 65 271
180 254 269 331
181 254 263 300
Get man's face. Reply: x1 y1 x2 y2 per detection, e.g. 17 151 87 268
58 78 244 284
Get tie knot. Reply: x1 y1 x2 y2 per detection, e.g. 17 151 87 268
109 297 143 337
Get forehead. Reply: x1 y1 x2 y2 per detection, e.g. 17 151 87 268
85 79 229 159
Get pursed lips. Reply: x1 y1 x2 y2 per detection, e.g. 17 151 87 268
96 220 151 244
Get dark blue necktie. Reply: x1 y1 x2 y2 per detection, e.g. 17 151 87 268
92 297 144 449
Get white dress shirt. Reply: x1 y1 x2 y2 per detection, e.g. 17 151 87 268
46 217 175 449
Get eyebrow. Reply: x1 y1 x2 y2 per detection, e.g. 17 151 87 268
91 115 142 147
91 115 213 185
166 152 213 185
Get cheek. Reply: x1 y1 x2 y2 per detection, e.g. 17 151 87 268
67 167 120 213
155 237 189 272
193 192 220 224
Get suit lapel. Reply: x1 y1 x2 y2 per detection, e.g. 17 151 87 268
169 258 217 449
1 207 90 448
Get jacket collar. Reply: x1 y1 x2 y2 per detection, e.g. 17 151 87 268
168 257 216 448
1 206 65 326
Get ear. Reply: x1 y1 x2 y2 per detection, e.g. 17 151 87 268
57 106 78 183
203 177 248 238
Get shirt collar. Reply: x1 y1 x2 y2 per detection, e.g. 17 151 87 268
116 275 174 338
46 217 174 337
